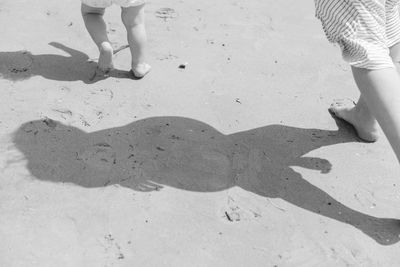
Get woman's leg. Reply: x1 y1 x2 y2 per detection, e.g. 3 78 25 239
329 41 400 146
351 66 400 163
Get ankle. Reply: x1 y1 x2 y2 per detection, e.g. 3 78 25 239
354 107 377 127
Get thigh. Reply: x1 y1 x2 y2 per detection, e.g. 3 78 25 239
81 0 109 13
115 0 145 8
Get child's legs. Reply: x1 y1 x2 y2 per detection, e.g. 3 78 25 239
81 4 113 71
81 4 109 48
121 4 147 67
352 66 400 163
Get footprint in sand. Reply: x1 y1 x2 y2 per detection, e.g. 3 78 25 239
51 108 73 121
103 234 125 261
220 196 259 223
220 194 264 223
87 87 114 102
155 8 178 20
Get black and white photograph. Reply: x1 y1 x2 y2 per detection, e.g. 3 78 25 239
1 0 400 266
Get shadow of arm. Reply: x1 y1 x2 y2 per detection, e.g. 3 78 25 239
49 42 89 60
289 157 332 174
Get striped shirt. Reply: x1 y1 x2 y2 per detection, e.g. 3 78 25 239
315 0 400 69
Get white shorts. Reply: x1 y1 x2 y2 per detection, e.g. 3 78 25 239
315 0 400 69
82 0 145 8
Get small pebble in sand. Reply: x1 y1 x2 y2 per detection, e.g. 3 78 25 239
156 8 178 20
179 63 188 69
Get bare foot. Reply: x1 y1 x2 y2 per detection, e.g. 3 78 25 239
329 98 379 142
98 42 114 73
131 63 151 79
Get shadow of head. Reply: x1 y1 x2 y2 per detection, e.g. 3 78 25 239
12 116 400 245
0 42 133 83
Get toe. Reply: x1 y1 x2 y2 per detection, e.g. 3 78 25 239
329 98 356 118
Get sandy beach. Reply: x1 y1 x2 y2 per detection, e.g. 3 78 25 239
1 0 400 266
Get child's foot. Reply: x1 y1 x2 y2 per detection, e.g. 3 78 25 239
329 98 379 142
98 42 114 73
131 63 151 79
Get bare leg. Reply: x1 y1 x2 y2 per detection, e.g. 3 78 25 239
81 4 113 72
121 4 151 78
352 66 400 163
329 42 400 143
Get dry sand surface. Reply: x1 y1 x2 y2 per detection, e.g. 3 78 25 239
1 0 400 266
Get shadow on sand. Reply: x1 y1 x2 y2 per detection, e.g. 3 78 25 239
12 116 400 245
0 42 134 84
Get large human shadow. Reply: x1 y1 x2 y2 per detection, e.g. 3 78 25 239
0 42 133 83
12 116 400 245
